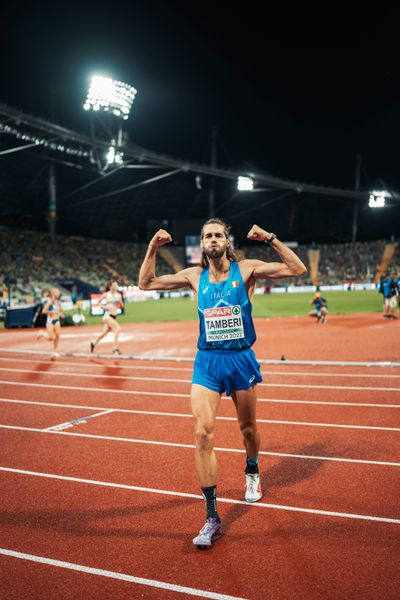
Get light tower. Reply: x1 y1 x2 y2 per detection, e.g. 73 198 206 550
83 75 137 170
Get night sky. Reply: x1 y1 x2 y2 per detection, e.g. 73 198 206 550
1 4 399 242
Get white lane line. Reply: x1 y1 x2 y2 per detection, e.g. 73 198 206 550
255 398 400 408
0 367 398 392
1 382 400 411
2 396 400 419
262 383 400 391
0 397 399 431
1 423 400 467
1 347 400 368
0 549 245 600
266 371 400 379
43 410 114 432
246 420 400 431
0 380 187 398
1 466 400 524
1 356 399 379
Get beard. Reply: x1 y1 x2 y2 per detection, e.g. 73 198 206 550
204 244 226 260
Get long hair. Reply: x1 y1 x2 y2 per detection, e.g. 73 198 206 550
106 280 117 292
200 218 239 268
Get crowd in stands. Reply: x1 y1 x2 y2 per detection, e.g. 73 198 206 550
315 241 387 285
241 240 393 286
1 229 397 303
0 229 171 302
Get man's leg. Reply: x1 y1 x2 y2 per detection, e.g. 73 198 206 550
383 300 390 318
390 297 398 319
231 386 262 502
191 383 223 547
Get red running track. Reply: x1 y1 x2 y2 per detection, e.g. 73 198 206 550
0 315 400 599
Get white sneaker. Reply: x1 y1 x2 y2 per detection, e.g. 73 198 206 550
192 517 223 548
245 473 262 503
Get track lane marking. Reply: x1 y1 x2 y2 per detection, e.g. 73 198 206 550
0 398 399 431
3 395 400 414
1 423 400 467
0 355 399 378
43 410 114 432
0 379 187 398
1 347 400 368
0 367 398 392
1 381 400 411
0 548 246 600
1 466 400 524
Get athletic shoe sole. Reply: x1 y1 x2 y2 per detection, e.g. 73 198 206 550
245 491 262 503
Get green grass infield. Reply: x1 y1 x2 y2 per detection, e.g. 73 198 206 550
68 289 383 324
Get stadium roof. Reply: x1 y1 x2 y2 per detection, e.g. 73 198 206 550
1 103 399 245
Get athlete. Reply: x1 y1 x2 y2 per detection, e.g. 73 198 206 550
139 219 307 548
90 281 123 355
310 292 328 323
380 274 398 319
37 288 64 357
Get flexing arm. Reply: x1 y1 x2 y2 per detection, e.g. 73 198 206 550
139 229 199 291
245 224 307 279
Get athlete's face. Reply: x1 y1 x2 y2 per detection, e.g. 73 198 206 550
110 282 118 292
201 224 229 260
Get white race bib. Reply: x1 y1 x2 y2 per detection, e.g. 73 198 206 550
204 305 245 342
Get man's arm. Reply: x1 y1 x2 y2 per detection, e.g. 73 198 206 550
139 229 200 291
245 224 307 279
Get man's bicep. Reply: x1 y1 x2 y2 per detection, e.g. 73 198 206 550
252 260 294 279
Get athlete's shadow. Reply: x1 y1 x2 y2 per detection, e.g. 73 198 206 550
102 365 123 378
88 358 124 378
222 443 333 531
0 496 198 541
84 361 126 389
20 360 53 381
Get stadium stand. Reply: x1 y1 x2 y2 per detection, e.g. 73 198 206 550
241 239 396 286
0 229 171 301
1 229 398 302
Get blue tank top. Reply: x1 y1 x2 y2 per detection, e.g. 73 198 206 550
197 261 256 350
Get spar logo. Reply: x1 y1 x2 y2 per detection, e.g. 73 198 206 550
204 305 241 318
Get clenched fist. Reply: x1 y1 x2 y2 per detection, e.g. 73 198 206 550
150 229 172 248
247 224 270 242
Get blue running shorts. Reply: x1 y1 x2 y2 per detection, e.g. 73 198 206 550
192 348 263 396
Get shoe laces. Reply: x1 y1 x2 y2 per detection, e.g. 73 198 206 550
200 518 218 534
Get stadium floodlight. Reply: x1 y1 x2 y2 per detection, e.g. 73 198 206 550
368 190 390 208
237 176 254 191
106 144 124 165
83 75 137 120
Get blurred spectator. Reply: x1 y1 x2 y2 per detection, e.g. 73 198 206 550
242 239 391 287
0 229 171 300
379 273 399 319
310 292 328 324
0 229 396 301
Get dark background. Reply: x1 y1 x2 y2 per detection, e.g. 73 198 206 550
1 3 399 244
